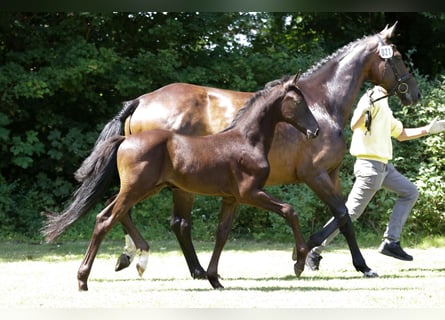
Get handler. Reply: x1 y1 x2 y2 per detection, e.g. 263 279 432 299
306 85 445 271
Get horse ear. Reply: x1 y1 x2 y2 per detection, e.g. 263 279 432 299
380 21 398 40
292 72 301 86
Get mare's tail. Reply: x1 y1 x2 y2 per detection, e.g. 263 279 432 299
42 135 126 242
74 99 139 182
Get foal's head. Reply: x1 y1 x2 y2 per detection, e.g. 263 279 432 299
367 22 420 105
280 74 319 139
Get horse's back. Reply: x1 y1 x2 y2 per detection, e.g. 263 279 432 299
125 83 252 136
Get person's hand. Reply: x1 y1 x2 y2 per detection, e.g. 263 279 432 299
426 116 445 134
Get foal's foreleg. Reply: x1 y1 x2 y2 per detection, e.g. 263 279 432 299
207 197 238 289
243 189 307 277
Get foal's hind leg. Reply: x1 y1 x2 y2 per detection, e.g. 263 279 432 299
170 188 207 279
78 198 125 290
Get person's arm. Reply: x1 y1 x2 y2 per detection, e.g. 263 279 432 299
396 117 445 141
396 127 429 141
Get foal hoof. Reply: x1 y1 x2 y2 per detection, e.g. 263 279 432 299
78 280 88 291
294 264 304 278
115 254 131 272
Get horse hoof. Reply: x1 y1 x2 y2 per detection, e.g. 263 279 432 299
363 269 379 278
136 264 145 277
294 264 304 278
136 250 149 277
78 281 89 291
209 278 224 289
115 254 131 272
192 269 208 280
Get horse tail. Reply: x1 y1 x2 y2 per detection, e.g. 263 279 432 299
74 99 139 182
42 135 126 243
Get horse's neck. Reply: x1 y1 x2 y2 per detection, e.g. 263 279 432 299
233 97 280 151
301 47 370 127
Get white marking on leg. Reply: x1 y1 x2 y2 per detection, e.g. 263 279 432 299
136 250 149 277
124 234 137 263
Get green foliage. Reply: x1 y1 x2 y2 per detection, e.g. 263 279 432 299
0 12 444 243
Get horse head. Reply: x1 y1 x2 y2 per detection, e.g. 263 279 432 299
282 74 319 139
369 22 420 106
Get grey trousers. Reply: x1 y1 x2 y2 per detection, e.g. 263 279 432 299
312 159 419 254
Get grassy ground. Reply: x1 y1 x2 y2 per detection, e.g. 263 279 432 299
1 238 445 309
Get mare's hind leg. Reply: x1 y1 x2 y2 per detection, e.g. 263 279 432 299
115 210 139 272
120 214 150 277
170 188 207 279
206 197 238 289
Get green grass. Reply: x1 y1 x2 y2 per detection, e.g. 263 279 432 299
2 238 445 308
2 234 444 262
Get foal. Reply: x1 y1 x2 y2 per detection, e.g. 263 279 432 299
69 75 319 290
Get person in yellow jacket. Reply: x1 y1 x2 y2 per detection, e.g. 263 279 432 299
306 85 445 274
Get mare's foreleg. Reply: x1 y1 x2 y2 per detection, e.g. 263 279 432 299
305 171 373 274
170 188 207 279
206 197 238 289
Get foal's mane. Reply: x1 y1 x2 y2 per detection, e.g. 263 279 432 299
222 75 292 132
301 34 374 79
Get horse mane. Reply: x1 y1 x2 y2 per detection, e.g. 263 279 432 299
301 34 373 79
222 75 292 132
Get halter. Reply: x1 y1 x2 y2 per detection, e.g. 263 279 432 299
363 35 412 135
375 34 412 101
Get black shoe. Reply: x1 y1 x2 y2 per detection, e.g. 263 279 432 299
306 250 323 270
378 241 413 261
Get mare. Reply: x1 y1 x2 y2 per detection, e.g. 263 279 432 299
43 75 320 290
110 23 420 278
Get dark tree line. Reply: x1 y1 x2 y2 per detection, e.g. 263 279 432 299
1 12 444 240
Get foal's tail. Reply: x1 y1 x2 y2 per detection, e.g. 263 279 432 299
74 99 139 182
42 135 126 243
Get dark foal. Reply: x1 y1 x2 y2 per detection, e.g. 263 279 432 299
43 75 319 290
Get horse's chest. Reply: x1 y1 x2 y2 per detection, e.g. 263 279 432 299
317 128 347 165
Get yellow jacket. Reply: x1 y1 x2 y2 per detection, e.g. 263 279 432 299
350 88 403 164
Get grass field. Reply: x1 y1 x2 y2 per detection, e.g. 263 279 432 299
1 239 445 309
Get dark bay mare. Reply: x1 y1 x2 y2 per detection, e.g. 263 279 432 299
44 75 320 290
43 23 420 286
111 23 419 278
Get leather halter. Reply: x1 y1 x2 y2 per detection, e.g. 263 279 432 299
375 34 412 101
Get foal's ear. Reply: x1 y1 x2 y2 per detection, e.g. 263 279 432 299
292 72 301 86
380 21 398 40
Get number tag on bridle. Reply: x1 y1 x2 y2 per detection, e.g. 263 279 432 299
379 45 393 59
